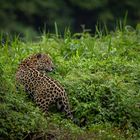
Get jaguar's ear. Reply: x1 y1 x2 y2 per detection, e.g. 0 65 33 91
36 53 42 59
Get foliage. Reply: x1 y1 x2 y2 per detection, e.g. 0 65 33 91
0 26 140 139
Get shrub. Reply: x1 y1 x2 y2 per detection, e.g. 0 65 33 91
0 27 140 139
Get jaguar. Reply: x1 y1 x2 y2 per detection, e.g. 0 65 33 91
16 53 73 119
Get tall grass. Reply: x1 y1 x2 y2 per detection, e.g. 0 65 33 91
0 26 140 139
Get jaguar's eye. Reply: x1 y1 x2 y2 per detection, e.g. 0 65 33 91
36 53 42 59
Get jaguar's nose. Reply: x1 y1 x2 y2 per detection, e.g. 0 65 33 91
51 66 55 71
46 66 55 72
50 66 55 71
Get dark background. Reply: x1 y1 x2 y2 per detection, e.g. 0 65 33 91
0 0 140 38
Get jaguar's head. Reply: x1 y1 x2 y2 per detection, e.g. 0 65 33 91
23 53 55 72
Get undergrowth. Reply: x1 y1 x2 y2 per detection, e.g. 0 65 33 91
0 26 140 139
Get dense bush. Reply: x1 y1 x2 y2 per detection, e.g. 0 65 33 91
0 26 140 139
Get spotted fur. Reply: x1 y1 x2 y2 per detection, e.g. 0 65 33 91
16 53 73 119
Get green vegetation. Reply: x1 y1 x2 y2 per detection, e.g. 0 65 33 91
0 26 140 139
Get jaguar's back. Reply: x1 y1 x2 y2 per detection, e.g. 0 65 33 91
16 53 73 119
